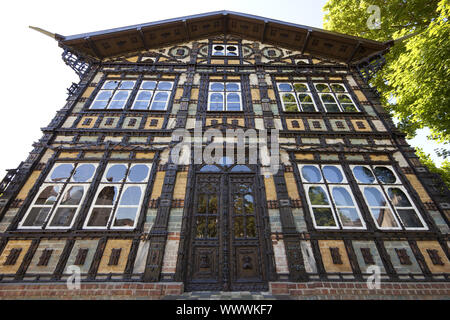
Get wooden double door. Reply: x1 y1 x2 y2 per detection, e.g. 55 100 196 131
185 168 270 291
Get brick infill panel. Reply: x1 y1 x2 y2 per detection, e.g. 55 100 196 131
0 282 183 300
269 282 450 300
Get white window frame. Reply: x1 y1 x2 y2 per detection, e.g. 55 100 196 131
277 82 318 112
299 164 366 230
351 165 428 231
90 80 136 110
211 44 239 56
18 163 98 230
207 82 242 111
83 163 152 230
131 80 173 111
315 82 359 112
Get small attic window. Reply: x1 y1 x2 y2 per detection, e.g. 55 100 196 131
212 44 239 57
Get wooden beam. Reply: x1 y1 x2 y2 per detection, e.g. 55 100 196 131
347 41 361 63
301 29 312 55
261 21 268 43
183 19 190 42
222 13 228 37
137 27 149 50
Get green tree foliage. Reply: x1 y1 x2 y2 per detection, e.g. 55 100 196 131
415 148 450 189
323 0 450 142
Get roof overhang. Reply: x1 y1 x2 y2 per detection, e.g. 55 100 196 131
55 10 389 63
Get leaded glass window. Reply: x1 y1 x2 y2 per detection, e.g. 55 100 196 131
299 164 365 229
132 80 173 110
91 80 136 110
19 163 97 229
208 82 242 111
352 165 427 230
277 82 317 112
315 83 359 112
84 163 151 229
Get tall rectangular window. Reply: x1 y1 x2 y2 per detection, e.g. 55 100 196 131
352 165 427 230
299 164 365 230
212 44 239 56
277 82 316 112
84 163 152 230
19 163 97 229
208 82 242 111
90 80 136 110
132 80 173 111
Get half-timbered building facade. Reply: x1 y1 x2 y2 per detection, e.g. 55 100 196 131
0 11 449 298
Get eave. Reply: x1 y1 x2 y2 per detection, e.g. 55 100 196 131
54 11 389 64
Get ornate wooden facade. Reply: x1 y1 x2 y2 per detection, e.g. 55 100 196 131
0 12 449 295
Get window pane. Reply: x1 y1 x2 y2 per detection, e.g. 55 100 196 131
35 186 60 205
353 166 375 183
397 209 424 228
278 83 293 92
244 194 254 214
50 164 73 182
214 45 224 51
112 91 129 101
371 208 399 228
105 164 127 182
342 104 357 112
226 83 240 91
108 100 127 109
196 217 206 238
227 103 241 111
315 84 330 92
103 81 119 89
308 186 330 205
157 81 173 90
325 103 340 112
49 208 77 227
331 84 346 92
150 101 167 110
133 100 150 110
323 166 343 183
302 104 316 112
23 207 51 227
136 91 152 100
119 186 141 206
282 93 296 103
210 83 224 91
364 187 387 207
197 194 207 213
207 218 218 237
95 186 118 205
87 208 111 227
294 83 308 92
152 92 168 102
332 187 354 206
387 188 412 207
321 94 336 103
141 81 156 90
119 81 135 89
210 93 224 102
313 208 336 227
233 196 243 214
230 165 252 172
96 91 113 100
91 100 108 109
298 94 313 103
234 216 245 237
72 164 95 182
337 208 362 227
302 166 322 183
337 94 352 103
113 207 138 227
199 165 221 172
60 186 84 205
128 165 149 182
209 195 218 213
246 216 256 237
284 104 299 112
374 167 397 184
227 93 240 102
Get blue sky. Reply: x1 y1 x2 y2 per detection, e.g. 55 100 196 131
0 0 446 176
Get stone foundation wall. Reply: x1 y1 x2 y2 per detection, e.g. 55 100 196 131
0 282 184 300
270 282 450 300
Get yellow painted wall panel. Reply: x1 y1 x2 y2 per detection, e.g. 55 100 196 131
190 88 199 100
295 153 314 160
285 172 300 199
264 176 277 201
251 89 261 100
174 88 184 100
405 174 432 203
416 241 450 274
318 240 353 273
82 87 95 98
97 240 132 274
370 154 389 162
0 240 32 274
150 171 166 199
16 171 42 200
173 171 188 199
135 152 155 160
